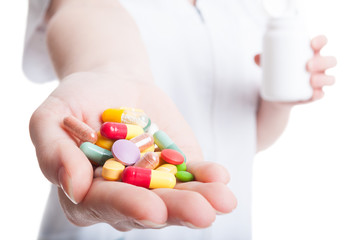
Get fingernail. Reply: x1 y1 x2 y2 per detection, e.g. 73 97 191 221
58 167 78 204
216 211 225 215
180 221 201 229
135 220 167 228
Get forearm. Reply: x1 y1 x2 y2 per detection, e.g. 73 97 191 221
46 0 152 81
256 98 293 152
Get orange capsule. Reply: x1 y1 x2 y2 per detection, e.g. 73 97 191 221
130 133 154 152
134 152 160 169
63 116 97 143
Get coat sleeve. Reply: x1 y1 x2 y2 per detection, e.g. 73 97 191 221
22 0 57 83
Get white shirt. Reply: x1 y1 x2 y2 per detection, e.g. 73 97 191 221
24 0 266 239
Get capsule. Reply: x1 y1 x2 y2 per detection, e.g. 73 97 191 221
111 139 140 166
146 122 159 135
102 108 142 123
141 144 155 154
153 130 186 162
80 142 113 166
130 133 154 152
95 132 115 150
100 122 144 140
102 108 151 131
122 166 176 189
63 116 97 143
156 164 178 175
102 159 125 181
121 109 151 131
134 152 160 169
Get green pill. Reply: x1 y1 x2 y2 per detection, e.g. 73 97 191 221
175 171 194 182
153 130 173 150
80 142 113 166
176 162 187 172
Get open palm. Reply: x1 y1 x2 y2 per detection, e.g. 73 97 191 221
30 72 237 231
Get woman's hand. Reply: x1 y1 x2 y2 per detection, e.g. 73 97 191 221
254 35 337 104
29 72 237 231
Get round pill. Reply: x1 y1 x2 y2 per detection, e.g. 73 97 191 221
111 139 140 166
175 171 194 182
161 149 184 165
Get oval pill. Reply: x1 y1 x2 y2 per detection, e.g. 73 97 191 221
134 152 160 169
175 171 194 182
130 133 154 152
122 166 176 189
156 164 177 175
102 159 125 181
111 139 140 166
176 162 187 171
63 116 97 143
161 149 184 165
80 142 113 166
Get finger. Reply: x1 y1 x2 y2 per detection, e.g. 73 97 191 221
311 35 328 54
254 54 261 66
186 161 231 184
30 99 93 204
310 89 325 101
310 74 335 88
307 56 337 73
175 181 237 214
58 179 168 231
153 188 216 228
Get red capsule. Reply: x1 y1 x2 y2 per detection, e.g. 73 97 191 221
122 166 176 189
100 122 127 140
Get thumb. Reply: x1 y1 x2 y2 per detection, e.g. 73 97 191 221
254 54 261 66
30 106 93 204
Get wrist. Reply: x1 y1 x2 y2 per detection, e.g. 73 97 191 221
259 98 295 112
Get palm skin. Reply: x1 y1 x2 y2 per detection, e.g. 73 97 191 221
29 71 237 231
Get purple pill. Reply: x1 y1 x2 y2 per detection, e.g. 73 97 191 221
111 139 140 166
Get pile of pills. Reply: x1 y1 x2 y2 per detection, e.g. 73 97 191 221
62 107 194 189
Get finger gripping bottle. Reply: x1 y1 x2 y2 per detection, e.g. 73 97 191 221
261 8 313 102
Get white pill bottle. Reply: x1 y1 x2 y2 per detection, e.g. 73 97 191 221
261 0 313 102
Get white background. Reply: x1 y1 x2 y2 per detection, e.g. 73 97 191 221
0 1 360 239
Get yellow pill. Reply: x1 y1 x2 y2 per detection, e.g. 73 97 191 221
155 164 178 175
125 124 144 140
102 108 144 123
102 159 125 181
150 170 176 189
95 132 115 151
